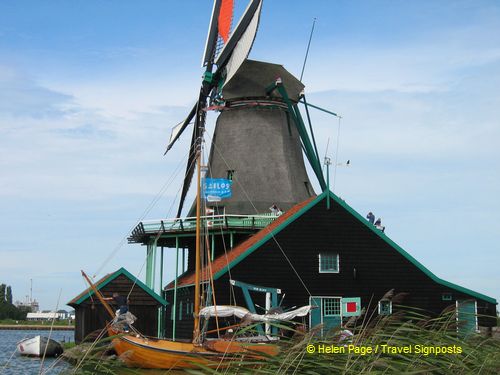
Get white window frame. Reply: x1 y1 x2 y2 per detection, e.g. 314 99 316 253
378 300 392 315
318 252 340 273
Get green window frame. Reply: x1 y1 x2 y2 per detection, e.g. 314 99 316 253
378 300 392 315
319 252 339 273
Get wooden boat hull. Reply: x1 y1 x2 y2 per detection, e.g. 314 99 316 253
111 331 278 369
17 336 63 357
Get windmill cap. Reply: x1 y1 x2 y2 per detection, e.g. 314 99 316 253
222 59 305 102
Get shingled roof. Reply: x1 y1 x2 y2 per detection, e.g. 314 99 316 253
166 195 317 289
164 191 496 305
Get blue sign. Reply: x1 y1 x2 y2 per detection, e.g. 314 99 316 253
203 178 232 201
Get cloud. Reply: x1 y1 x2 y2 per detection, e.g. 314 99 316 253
0 65 73 119
0 65 197 201
299 10 500 95
52 123 115 139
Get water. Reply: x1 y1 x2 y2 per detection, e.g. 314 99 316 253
0 330 72 375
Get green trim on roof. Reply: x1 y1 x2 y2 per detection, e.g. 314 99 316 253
329 193 497 305
214 191 497 305
71 267 168 306
213 192 327 280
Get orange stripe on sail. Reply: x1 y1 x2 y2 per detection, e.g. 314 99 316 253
218 0 233 42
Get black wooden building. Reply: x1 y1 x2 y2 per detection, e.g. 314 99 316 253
163 191 497 339
68 267 167 343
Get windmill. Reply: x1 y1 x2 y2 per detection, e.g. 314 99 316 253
166 0 326 217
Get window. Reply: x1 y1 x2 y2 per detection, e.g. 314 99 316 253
319 253 339 273
323 298 341 316
378 300 392 315
442 293 452 301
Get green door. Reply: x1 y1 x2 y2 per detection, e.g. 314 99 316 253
309 297 342 335
457 300 477 337
322 298 341 333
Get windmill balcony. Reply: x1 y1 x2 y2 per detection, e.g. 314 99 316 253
128 213 280 246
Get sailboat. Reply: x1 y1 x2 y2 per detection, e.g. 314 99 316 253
80 153 287 369
81 0 315 369
80 126 313 368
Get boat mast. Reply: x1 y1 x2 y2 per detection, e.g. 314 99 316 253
81 270 116 318
193 142 202 342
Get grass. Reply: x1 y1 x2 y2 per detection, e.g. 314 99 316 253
61 308 500 374
189 308 500 375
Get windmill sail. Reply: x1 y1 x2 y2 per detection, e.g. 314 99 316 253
217 0 234 42
222 0 262 85
215 0 262 69
202 0 235 67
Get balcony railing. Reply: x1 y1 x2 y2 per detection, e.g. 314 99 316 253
129 213 280 242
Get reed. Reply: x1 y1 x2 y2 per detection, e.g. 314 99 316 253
64 308 499 374
188 308 499 374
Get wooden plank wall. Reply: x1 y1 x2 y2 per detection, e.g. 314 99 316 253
164 197 496 339
74 274 161 343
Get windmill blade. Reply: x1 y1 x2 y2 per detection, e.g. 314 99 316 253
201 0 223 67
215 0 262 69
176 0 262 217
164 102 197 155
176 114 200 218
176 84 212 218
222 0 262 86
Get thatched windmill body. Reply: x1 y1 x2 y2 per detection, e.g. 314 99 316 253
167 0 326 217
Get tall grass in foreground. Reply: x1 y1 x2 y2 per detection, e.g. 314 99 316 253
64 309 499 374
190 308 499 375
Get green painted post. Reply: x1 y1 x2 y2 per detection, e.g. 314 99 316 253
158 246 164 337
146 244 152 287
240 287 265 335
298 99 340 118
275 84 326 190
211 234 215 261
172 237 179 341
230 232 234 249
152 243 157 292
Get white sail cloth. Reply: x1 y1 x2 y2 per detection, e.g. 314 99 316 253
199 305 312 322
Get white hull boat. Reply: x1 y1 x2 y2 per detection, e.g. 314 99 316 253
17 336 63 357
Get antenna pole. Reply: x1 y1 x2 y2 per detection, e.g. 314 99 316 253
300 18 317 82
30 278 32 304
324 157 332 209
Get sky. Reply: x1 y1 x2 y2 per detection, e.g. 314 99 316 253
1 0 499 311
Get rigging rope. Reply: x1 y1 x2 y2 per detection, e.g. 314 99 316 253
93 145 192 278
202 144 237 305
205 131 314 297
39 288 62 375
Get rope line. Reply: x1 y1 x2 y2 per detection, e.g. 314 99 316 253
93 146 192 278
205 131 313 297
39 288 62 375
